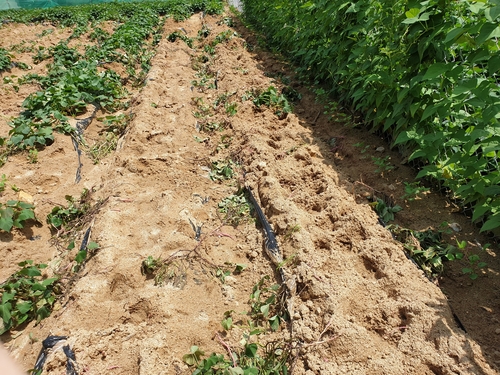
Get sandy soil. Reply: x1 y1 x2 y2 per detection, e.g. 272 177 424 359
0 10 499 375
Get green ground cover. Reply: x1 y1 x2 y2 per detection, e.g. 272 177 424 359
242 0 500 234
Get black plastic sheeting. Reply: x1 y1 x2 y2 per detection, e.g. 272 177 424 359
32 335 78 375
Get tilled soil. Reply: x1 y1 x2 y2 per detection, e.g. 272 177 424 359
1 10 499 375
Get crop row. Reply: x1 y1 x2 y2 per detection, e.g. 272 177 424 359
242 0 500 234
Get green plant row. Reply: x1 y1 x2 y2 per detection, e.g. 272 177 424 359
0 0 223 24
0 0 224 154
242 0 500 234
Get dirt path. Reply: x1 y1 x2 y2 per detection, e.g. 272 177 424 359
1 11 499 375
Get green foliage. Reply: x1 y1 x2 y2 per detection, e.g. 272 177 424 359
167 31 194 48
390 225 455 277
184 276 289 375
3 0 225 154
401 181 430 201
249 86 292 119
185 342 289 375
46 192 90 231
242 0 500 233
141 255 187 287
218 191 251 226
370 198 402 223
209 160 236 181
248 276 284 331
0 260 59 334
0 48 13 72
0 200 36 232
371 156 394 175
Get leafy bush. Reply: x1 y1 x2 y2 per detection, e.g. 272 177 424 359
0 260 59 334
242 0 500 233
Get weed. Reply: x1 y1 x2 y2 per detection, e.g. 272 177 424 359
218 17 234 27
370 198 402 223
225 102 238 116
353 142 370 154
215 135 233 153
0 174 6 193
167 31 194 48
0 260 59 334
184 276 290 374
209 160 236 181
73 241 100 272
86 114 131 164
197 25 211 39
46 190 91 232
401 182 430 201
141 255 187 287
283 224 300 241
27 148 38 163
249 276 284 330
211 30 236 47
218 191 251 226
252 86 292 119
372 156 394 174
389 225 465 277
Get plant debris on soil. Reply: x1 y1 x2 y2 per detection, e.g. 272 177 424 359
0 7 499 375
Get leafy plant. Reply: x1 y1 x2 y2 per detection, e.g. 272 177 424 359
242 0 500 233
224 102 238 116
218 191 251 226
0 260 59 334
371 156 394 175
167 31 194 48
0 48 12 72
249 276 284 331
389 225 465 277
140 255 187 287
184 276 290 374
370 198 402 223
46 192 90 231
0 200 36 232
251 86 292 119
401 182 430 201
209 160 236 181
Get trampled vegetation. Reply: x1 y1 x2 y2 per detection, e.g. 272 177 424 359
242 0 500 234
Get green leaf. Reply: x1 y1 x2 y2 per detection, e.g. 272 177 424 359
0 303 12 325
0 207 14 232
485 5 500 22
87 242 99 250
477 23 500 44
75 250 87 264
269 315 280 331
260 303 270 317
16 301 32 314
243 368 259 375
423 63 451 80
19 266 41 277
245 343 258 358
405 8 420 18
221 317 232 330
480 215 500 232
488 54 500 75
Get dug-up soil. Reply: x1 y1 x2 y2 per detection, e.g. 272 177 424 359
1 10 499 375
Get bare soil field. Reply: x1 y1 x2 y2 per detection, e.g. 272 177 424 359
1 9 499 374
